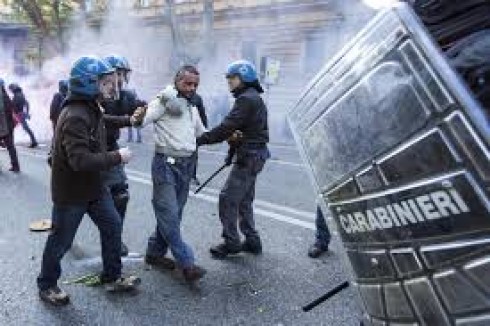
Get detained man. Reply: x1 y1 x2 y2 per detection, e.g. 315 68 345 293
140 65 207 282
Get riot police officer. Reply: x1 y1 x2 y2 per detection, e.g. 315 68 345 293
37 56 140 306
197 60 270 259
0 78 20 172
103 54 147 256
49 80 68 130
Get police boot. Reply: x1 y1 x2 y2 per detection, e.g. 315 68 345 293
241 237 262 255
210 242 241 259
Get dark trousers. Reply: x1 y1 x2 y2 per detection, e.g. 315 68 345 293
19 115 37 145
146 153 196 268
102 164 129 227
37 188 122 290
2 132 19 169
219 156 266 246
315 206 331 249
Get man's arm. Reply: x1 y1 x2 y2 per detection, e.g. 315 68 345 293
126 90 148 115
141 98 166 127
62 116 121 172
193 107 207 137
103 114 131 129
195 95 208 128
197 96 250 146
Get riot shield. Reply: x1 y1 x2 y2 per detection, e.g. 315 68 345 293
288 3 489 325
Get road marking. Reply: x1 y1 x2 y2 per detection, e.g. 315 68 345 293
126 174 315 230
125 168 314 220
135 142 305 168
198 149 305 168
16 149 315 230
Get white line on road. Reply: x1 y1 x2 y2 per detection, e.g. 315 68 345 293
17 150 315 230
126 174 315 230
198 149 305 168
136 141 305 168
125 168 315 220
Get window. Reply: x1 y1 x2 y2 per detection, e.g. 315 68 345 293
85 0 93 12
139 0 150 7
241 41 257 67
303 35 326 74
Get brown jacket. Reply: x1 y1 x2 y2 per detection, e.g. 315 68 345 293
51 94 130 205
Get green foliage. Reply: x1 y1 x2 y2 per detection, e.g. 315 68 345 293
2 0 78 35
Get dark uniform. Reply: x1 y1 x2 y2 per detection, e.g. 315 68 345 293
102 89 146 255
197 86 270 251
0 86 19 171
49 82 68 130
10 84 37 147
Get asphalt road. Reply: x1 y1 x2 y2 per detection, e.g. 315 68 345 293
0 140 362 326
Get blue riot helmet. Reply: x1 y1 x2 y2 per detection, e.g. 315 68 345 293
105 54 131 71
105 54 131 86
69 56 115 98
226 60 264 93
58 80 68 95
226 60 258 83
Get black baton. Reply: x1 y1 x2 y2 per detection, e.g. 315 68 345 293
302 281 350 312
194 163 229 194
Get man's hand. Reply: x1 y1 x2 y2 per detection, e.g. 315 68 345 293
227 130 243 145
118 147 132 164
130 106 147 126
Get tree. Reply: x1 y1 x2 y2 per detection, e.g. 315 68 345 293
165 0 214 71
2 0 80 64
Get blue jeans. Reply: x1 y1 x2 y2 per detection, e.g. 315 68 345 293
315 206 331 249
127 127 141 142
146 153 196 268
37 188 122 290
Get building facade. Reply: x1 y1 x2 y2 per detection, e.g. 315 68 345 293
83 0 374 141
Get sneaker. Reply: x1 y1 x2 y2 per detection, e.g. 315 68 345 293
308 244 329 259
39 286 70 306
104 276 141 292
9 166 20 173
121 242 129 257
183 265 207 282
29 142 38 148
144 255 176 270
241 238 262 255
210 243 241 259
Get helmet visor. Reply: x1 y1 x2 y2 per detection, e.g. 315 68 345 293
98 72 118 101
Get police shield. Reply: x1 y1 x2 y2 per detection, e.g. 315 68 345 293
288 4 489 325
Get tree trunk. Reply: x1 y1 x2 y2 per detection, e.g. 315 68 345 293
203 0 214 56
52 0 65 53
